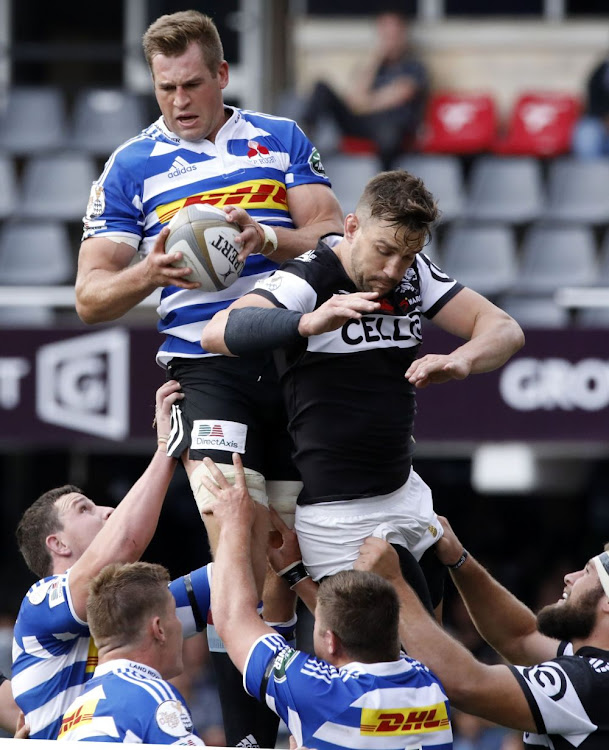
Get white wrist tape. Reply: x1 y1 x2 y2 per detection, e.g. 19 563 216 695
261 224 278 256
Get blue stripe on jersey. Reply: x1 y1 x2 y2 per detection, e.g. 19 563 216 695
83 107 330 364
57 662 203 744
13 568 211 739
245 634 453 750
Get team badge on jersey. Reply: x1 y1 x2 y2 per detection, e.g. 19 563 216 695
308 147 326 177
86 184 106 219
155 700 193 737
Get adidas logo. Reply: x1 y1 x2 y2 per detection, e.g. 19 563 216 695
236 734 259 748
168 156 197 178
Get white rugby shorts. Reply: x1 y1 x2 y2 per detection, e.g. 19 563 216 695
294 469 443 582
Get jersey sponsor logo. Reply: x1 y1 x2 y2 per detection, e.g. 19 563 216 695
168 157 197 178
155 699 193 737
295 250 317 263
522 664 567 701
247 140 275 165
85 184 106 219
48 579 66 608
191 420 247 453
588 657 609 673
271 647 298 683
27 580 51 605
360 704 450 736
341 315 421 346
157 180 289 225
58 695 102 738
308 147 327 178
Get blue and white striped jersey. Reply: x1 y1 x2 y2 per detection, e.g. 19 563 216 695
82 108 331 365
57 659 204 744
244 633 453 750
12 564 212 739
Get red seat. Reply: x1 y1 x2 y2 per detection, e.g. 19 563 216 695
417 92 498 154
493 92 583 157
339 133 416 155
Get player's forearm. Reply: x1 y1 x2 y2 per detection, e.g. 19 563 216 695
451 316 524 375
448 553 545 665
212 525 260 641
91 449 177 562
75 266 158 324
272 219 343 263
392 577 490 705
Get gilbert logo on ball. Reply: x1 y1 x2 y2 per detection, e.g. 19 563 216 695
165 204 244 292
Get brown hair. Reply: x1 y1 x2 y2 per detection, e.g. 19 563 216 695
87 562 171 650
317 570 400 663
16 485 82 579
356 170 439 247
142 10 224 76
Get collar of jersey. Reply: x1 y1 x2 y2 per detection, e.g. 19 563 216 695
94 658 162 681
341 658 411 676
157 105 238 150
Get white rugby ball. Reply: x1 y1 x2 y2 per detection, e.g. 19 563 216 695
165 204 244 292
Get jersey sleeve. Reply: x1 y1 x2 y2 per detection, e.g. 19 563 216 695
169 564 211 639
143 687 204 745
509 658 597 738
82 146 147 243
281 119 331 189
15 575 89 652
251 258 319 313
416 253 463 318
243 632 337 730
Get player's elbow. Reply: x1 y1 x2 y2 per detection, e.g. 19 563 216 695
201 312 231 354
75 296 115 325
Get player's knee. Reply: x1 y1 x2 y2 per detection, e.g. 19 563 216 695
189 461 268 514
266 480 302 529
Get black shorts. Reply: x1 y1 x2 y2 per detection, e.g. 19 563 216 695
166 355 299 481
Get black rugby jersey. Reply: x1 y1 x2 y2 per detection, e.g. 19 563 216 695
511 642 609 749
251 240 462 505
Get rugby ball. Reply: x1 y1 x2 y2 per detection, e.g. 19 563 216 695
165 204 244 292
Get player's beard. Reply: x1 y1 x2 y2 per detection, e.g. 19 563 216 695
536 584 603 641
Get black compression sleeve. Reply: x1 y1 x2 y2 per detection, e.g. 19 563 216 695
224 306 305 355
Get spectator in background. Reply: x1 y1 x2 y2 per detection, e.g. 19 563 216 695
301 12 429 170
571 52 609 158
57 562 203 745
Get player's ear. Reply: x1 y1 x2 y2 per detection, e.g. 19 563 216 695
46 533 70 558
344 213 358 240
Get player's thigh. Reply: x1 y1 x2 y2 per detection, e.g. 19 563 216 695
166 356 267 471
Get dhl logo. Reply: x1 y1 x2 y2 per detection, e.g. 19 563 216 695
360 703 449 735
58 697 100 738
85 638 98 673
157 179 289 225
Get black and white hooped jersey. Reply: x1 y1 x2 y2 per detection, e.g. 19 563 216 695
251 240 462 504
510 642 609 749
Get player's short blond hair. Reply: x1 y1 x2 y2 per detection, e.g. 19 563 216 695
143 10 224 76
